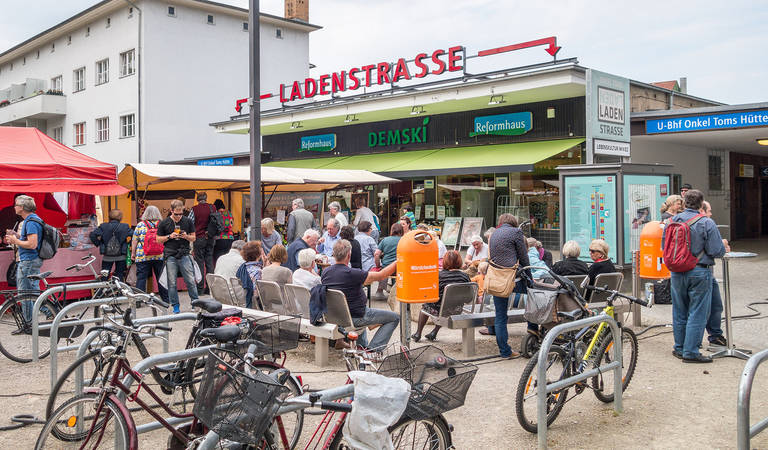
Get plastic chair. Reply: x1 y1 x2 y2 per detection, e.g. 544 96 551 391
564 274 589 298
325 289 366 335
284 283 311 319
423 282 479 325
589 272 624 303
228 277 247 308
256 280 291 314
206 273 236 305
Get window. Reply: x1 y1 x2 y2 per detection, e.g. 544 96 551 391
120 50 135 77
73 67 85 92
52 127 63 143
242 22 248 31
96 117 109 142
67 35 71 45
106 18 111 28
73 122 86 146
709 151 725 192
50 75 62 92
168 6 176 16
120 114 135 138
207 14 215 25
276 28 283 39
95 59 109 85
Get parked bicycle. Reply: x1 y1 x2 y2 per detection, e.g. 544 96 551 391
514 270 649 433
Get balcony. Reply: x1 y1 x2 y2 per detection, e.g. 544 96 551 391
0 92 67 126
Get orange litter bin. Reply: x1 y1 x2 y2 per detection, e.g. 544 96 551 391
396 230 439 303
639 221 670 279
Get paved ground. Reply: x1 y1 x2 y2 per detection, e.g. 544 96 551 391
2 238 768 448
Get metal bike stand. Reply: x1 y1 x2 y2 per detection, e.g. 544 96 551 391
737 348 768 449
711 252 757 360
537 314 623 450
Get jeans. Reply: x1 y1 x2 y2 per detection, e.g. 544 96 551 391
165 255 199 307
136 259 169 302
706 278 724 341
193 237 215 290
101 259 127 281
670 266 713 358
18 257 43 322
351 307 400 350
493 295 513 357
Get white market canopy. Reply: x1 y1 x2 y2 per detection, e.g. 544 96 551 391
118 163 399 192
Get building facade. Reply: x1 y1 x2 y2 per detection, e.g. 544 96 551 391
0 0 319 168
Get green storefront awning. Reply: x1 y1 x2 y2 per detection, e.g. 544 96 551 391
267 138 585 177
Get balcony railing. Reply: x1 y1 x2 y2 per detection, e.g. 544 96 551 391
0 92 66 125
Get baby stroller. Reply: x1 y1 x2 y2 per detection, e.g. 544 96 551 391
518 267 592 358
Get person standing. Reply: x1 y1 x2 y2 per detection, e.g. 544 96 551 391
191 192 215 294
402 206 416 229
157 199 198 314
487 214 529 359
701 200 729 347
316 218 341 262
4 195 43 322
260 218 283 256
352 196 379 241
355 221 378 272
131 206 168 302
212 199 234 266
286 198 317 243
660 195 684 221
328 201 348 228
664 190 726 363
89 209 132 281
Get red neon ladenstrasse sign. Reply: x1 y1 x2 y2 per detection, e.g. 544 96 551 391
279 45 464 103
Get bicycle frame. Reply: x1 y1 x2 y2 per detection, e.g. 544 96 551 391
580 304 616 367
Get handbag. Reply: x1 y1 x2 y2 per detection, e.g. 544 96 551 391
484 260 518 298
6 260 17 287
125 263 137 287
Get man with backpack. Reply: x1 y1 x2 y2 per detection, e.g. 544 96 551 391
90 209 132 281
662 189 726 363
4 195 44 322
190 192 222 295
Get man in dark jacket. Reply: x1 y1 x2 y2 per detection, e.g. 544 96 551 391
89 209 132 281
191 192 216 294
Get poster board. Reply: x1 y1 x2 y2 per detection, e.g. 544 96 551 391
623 174 670 264
563 175 617 263
459 217 484 247
441 217 462 247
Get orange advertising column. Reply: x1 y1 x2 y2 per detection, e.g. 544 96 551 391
396 230 439 303
639 221 670 279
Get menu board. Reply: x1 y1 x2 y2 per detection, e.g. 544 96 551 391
564 175 617 262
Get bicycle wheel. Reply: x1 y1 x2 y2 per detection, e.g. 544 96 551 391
329 414 452 450
46 342 115 419
591 327 638 403
35 392 134 449
515 346 570 433
0 295 58 363
248 361 304 450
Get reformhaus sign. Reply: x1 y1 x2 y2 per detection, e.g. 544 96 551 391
300 133 337 152
646 110 768 134
470 112 532 137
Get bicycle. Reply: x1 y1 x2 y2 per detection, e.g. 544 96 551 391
0 254 126 363
514 274 649 433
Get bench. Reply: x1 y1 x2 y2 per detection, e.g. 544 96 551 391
230 306 343 367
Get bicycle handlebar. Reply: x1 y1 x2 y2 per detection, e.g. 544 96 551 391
585 285 649 307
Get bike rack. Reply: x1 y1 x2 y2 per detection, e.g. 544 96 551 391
69 313 198 399
737 348 768 449
536 313 623 450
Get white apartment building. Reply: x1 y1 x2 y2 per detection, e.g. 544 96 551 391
0 0 319 168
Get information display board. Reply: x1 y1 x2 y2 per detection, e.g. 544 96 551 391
623 174 670 264
564 175 617 262
441 217 462 247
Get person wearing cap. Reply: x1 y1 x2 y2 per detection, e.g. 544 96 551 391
587 239 616 299
680 183 692 197
464 235 489 265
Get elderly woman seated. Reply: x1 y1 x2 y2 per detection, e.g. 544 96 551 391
292 248 321 290
526 237 551 281
551 240 589 276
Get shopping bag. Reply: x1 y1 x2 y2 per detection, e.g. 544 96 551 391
125 264 137 287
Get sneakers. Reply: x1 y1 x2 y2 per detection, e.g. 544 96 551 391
11 326 31 336
709 335 727 347
672 350 682 360
172 304 180 314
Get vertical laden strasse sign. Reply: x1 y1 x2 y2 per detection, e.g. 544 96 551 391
300 133 337 152
586 69 631 158
470 112 533 137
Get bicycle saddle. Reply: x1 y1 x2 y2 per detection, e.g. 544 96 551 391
191 299 222 313
27 271 53 281
199 325 241 343
557 309 584 322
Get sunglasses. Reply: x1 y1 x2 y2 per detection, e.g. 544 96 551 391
172 212 183 216
589 249 602 254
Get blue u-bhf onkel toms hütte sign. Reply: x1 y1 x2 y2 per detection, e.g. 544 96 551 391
646 110 768 134
300 133 337 152
471 112 533 137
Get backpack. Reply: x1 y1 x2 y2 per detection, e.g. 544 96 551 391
207 204 225 237
27 217 60 260
104 223 122 257
142 221 164 256
662 214 705 273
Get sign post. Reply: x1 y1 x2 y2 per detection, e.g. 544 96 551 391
586 69 631 163
249 0 262 241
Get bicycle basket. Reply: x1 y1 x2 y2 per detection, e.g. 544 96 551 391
377 345 477 420
238 314 301 357
193 348 288 444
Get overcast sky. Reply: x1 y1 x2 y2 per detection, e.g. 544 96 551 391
2 0 767 105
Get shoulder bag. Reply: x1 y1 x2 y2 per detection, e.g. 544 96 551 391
484 259 518 298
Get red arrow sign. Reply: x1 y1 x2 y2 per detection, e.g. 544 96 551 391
477 36 561 58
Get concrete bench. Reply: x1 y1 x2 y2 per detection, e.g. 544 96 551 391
231 306 343 367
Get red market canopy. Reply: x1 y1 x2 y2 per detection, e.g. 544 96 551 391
0 127 128 195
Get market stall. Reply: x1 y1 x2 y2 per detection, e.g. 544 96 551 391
0 127 128 293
